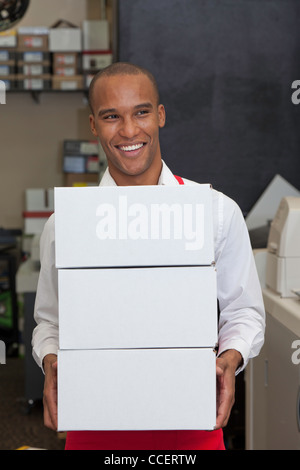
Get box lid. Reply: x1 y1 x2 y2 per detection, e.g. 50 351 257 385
54 184 215 268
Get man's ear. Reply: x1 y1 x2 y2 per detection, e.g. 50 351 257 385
158 104 166 129
89 114 97 136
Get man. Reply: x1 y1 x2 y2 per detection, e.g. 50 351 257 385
32 62 265 450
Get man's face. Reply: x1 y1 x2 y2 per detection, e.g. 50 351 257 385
89 73 166 183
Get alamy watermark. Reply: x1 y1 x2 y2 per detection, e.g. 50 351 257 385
0 80 6 104
0 340 6 364
95 196 205 251
291 340 300 365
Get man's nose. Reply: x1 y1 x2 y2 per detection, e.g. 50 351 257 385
119 117 139 139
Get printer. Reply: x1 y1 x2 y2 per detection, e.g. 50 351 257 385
266 196 300 298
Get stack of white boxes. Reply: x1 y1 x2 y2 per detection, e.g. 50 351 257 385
55 184 218 431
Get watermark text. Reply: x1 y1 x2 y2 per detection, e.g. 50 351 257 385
291 340 300 365
96 196 205 251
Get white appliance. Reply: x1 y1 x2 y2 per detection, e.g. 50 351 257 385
266 196 300 298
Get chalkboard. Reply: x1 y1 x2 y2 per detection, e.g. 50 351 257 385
118 0 300 215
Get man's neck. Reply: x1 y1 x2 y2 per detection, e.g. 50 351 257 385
108 159 163 186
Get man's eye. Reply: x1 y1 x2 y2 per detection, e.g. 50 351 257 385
137 110 149 116
104 114 118 120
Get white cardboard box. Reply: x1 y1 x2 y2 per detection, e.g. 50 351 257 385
57 348 216 431
82 51 112 70
49 28 82 51
82 20 110 50
23 213 52 235
54 185 214 268
58 265 218 350
25 188 54 211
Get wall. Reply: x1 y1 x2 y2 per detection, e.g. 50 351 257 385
118 0 300 215
0 0 106 229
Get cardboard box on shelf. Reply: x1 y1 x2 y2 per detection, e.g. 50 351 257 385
86 155 99 173
0 64 15 76
17 51 50 63
23 211 53 235
53 52 78 67
52 75 83 90
0 30 17 48
16 74 51 90
58 265 218 350
17 27 49 51
64 172 99 187
63 140 99 155
63 155 86 173
17 63 51 76
0 50 15 63
49 28 81 52
82 20 110 51
25 189 54 212
57 348 216 431
53 66 77 77
82 50 112 71
54 184 214 268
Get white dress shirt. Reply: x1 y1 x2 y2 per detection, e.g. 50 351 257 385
32 161 265 373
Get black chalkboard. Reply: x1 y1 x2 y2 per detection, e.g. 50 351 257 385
118 0 300 214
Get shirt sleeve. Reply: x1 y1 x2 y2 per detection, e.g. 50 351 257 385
32 214 59 370
213 191 265 373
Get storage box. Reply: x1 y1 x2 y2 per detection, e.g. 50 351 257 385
53 52 78 67
0 50 15 62
64 140 99 155
54 66 77 77
82 50 112 71
58 265 218 350
82 20 110 51
23 211 53 235
86 155 99 173
57 348 216 431
54 185 214 268
0 64 15 76
17 51 50 63
49 28 81 52
64 173 99 187
0 30 17 48
17 63 50 76
63 155 86 173
25 189 54 212
52 75 83 90
18 28 48 51
16 75 51 90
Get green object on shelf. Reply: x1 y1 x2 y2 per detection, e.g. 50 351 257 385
0 291 13 329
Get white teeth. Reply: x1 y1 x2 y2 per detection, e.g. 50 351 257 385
119 143 144 151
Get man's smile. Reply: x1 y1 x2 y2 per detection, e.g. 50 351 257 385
115 142 147 156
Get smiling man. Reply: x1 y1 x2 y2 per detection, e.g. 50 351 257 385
32 62 265 451
89 64 166 186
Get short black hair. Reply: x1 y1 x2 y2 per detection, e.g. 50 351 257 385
88 62 160 114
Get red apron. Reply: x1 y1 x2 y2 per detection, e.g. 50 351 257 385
64 175 225 450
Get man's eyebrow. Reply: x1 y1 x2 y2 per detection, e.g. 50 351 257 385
98 107 117 117
134 102 154 110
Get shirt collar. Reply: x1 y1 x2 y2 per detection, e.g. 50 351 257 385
99 160 180 187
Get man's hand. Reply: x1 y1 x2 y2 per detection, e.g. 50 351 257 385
215 349 242 430
42 353 58 431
